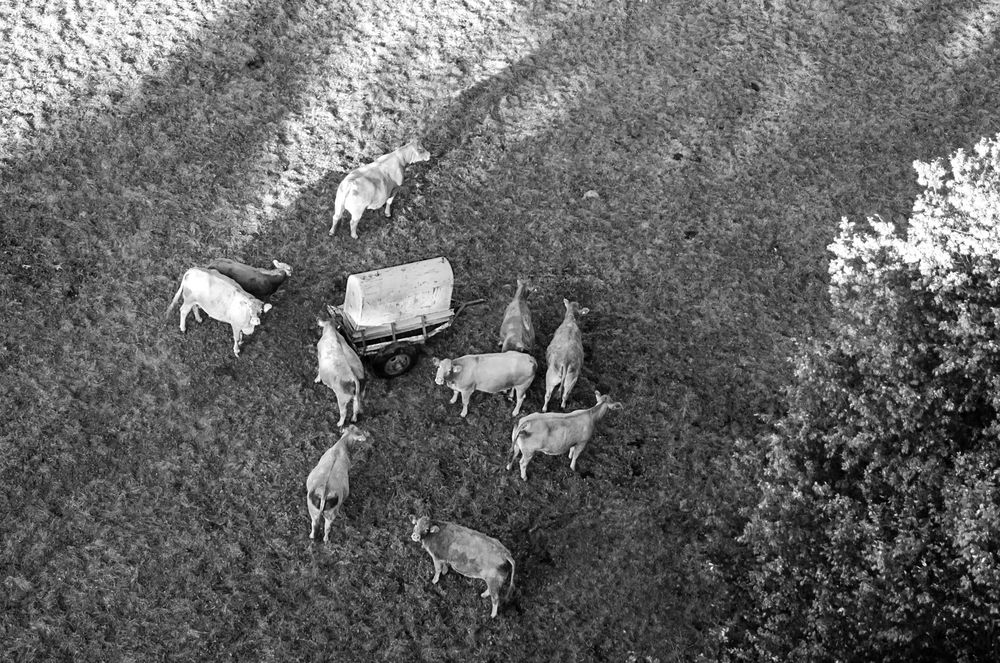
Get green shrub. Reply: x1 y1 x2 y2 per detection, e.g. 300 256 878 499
737 135 1000 661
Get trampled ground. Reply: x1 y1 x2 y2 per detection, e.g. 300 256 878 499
3 1 999 660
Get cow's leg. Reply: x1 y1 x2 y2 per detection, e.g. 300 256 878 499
323 514 334 542
459 390 472 417
231 327 242 357
484 574 503 617
351 380 365 421
192 304 203 323
335 393 349 428
348 209 364 239
307 496 321 539
542 365 560 412
178 303 192 332
383 194 395 217
449 389 460 405
511 384 528 417
519 451 534 481
560 371 579 410
431 556 444 583
570 442 587 471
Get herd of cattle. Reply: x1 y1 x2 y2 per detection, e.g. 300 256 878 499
165 143 623 618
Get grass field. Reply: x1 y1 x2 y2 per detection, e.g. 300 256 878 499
3 0 999 660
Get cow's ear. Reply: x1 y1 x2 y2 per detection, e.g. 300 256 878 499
610 402 624 411
579 307 590 316
429 525 440 534
431 357 440 366
263 303 272 313
451 365 462 374
563 298 570 309
409 514 417 524
594 390 602 401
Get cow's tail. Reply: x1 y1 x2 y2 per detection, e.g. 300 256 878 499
332 180 350 222
165 279 185 316
505 555 516 597
507 421 527 470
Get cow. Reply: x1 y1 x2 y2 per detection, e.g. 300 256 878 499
305 425 372 542
432 351 537 418
498 279 535 353
166 267 272 357
205 258 292 299
409 515 516 618
542 299 590 411
329 141 431 239
507 391 623 481
315 307 366 427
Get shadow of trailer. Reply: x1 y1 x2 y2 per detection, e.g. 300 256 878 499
328 257 485 377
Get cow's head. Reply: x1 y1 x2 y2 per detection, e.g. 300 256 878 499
409 515 439 542
594 391 624 411
271 259 293 277
242 300 272 333
432 357 458 385
340 424 372 451
515 278 534 299
405 141 431 164
564 299 590 318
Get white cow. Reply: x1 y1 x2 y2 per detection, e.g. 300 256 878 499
329 141 431 239
306 425 372 542
433 352 537 418
542 299 589 411
507 391 623 481
410 515 516 618
166 267 272 357
498 279 535 353
315 307 366 427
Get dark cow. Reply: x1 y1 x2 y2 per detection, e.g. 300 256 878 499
205 258 292 299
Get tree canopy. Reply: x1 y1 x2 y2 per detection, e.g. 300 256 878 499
739 135 1000 661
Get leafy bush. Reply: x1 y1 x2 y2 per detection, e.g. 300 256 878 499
737 135 1000 661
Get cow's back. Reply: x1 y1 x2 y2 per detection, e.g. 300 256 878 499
455 352 535 391
307 443 350 494
425 523 510 575
317 325 364 384
547 319 583 367
206 259 282 299
183 268 254 318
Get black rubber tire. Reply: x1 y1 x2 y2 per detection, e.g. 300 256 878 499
372 346 419 378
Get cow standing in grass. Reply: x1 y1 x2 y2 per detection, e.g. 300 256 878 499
499 279 535 354
409 515 516 618
315 308 366 427
166 267 272 357
306 425 372 542
542 299 589 411
330 141 431 239
205 258 292 299
507 391 623 481
433 352 537 418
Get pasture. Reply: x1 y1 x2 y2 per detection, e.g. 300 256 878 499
3 0 998 660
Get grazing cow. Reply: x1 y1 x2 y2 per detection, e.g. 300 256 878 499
542 299 590 411
433 352 537 418
329 141 431 239
305 425 372 542
166 267 272 357
205 258 292 299
315 307 366 427
409 515 515 618
507 391 623 481
498 279 535 353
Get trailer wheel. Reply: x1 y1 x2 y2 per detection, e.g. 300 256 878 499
373 346 419 378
